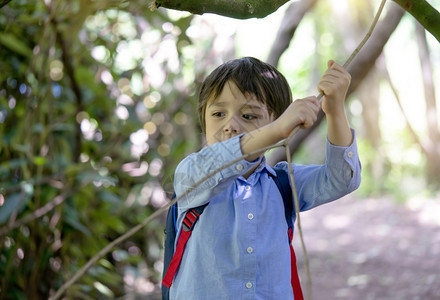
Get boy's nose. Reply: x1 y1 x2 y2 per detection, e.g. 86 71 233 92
224 116 240 134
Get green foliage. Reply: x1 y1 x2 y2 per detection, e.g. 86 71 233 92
0 0 216 298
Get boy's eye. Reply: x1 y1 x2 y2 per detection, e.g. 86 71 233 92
212 112 225 117
242 114 257 120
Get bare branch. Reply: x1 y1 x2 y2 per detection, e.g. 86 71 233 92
0 191 69 236
0 0 12 8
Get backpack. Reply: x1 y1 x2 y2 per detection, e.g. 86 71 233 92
161 168 304 300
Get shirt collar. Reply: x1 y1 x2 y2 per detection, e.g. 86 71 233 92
238 156 278 185
252 156 277 177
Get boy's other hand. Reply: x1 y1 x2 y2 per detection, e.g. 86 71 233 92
276 96 320 139
318 60 351 117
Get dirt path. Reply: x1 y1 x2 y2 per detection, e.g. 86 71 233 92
293 194 440 300
139 194 440 300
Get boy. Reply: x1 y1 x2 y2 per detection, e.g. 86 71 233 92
170 57 361 299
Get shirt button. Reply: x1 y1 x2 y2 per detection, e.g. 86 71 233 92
245 185 251 191
246 281 253 289
347 151 353 158
246 247 253 254
247 213 254 220
236 164 244 171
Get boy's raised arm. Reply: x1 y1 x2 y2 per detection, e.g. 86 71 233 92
241 59 353 162
319 60 353 147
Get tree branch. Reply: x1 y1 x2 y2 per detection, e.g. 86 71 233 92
393 0 440 43
152 0 289 19
0 0 12 8
0 191 69 236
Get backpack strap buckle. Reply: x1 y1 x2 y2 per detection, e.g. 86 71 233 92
182 208 202 231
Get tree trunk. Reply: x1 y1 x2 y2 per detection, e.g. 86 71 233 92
415 21 440 188
267 2 405 165
266 0 318 67
358 67 386 183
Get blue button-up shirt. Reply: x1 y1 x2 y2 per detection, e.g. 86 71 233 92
171 130 361 299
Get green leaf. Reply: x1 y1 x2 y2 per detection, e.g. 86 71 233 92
32 123 44 133
98 190 120 204
33 156 47 166
65 208 91 235
0 158 28 178
93 281 114 298
52 123 75 132
76 171 118 187
0 193 22 224
0 33 32 57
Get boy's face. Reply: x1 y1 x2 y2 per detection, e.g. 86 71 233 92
204 81 274 145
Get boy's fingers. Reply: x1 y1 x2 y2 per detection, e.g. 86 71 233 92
326 61 350 80
302 110 318 128
306 96 320 111
294 96 319 111
327 59 335 68
318 81 331 94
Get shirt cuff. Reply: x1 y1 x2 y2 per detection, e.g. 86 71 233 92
217 134 260 180
326 129 361 185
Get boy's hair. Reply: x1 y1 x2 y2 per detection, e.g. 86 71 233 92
198 57 292 133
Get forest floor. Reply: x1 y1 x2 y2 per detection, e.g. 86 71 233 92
293 194 440 300
136 193 440 300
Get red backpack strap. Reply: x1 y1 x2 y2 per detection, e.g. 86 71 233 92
272 168 304 300
162 208 204 288
289 228 304 300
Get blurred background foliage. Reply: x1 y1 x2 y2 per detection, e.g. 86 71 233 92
0 0 439 299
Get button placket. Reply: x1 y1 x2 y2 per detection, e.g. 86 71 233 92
241 181 256 295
